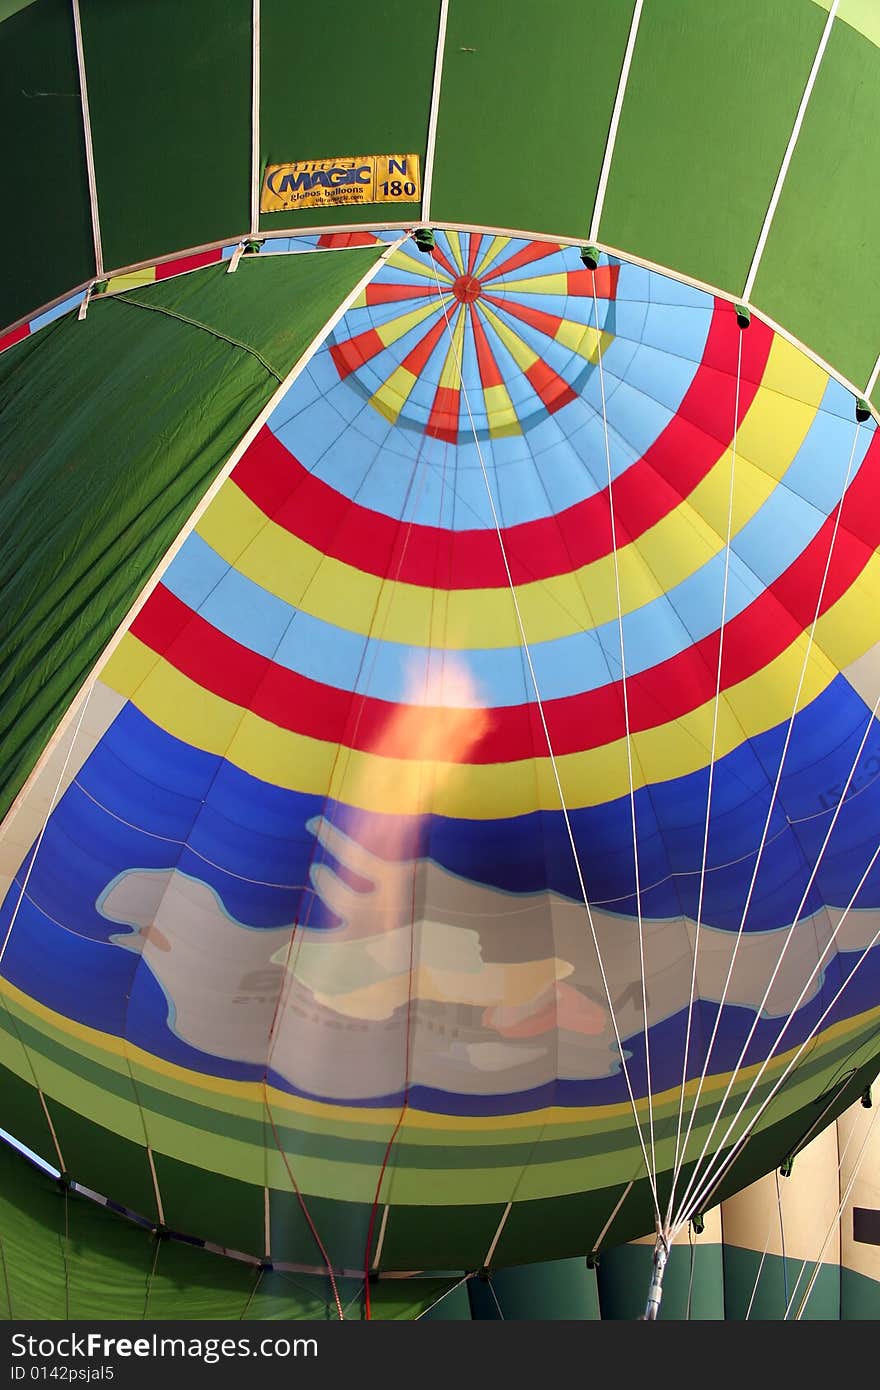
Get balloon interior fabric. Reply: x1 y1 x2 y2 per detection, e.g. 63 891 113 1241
2 230 880 1296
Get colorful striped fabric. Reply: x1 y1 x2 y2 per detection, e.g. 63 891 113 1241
2 234 879 1271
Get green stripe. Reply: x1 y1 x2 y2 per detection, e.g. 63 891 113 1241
599 0 824 294
753 20 880 393
258 0 439 236
0 0 94 329
81 0 251 270
431 0 633 240
0 246 383 822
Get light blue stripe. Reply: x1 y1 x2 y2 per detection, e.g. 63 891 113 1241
266 259 711 530
164 386 875 705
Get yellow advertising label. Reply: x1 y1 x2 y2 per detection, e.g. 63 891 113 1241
260 153 421 214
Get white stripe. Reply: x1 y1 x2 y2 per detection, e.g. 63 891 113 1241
371 1204 390 1270
420 0 450 224
483 1201 512 1267
250 0 261 235
146 1146 165 1226
742 0 838 301
71 0 103 276
589 0 644 243
592 1178 635 1252
0 236 409 844
865 352 880 399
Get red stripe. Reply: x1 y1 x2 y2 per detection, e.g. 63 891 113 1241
426 384 460 443
233 302 773 588
155 249 223 280
317 232 379 247
484 294 563 340
566 265 619 299
431 243 459 280
329 326 385 378
0 323 30 354
525 357 578 413
481 241 559 284
470 305 504 389
135 430 880 765
466 233 481 274
364 281 441 305
401 311 449 375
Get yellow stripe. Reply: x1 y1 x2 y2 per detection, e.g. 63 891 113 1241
556 319 613 361
387 246 454 284
102 268 156 295
483 381 520 437
194 337 826 648
480 301 538 370
3 969 874 1140
475 235 510 279
102 550 878 818
370 364 418 424
447 230 465 273
437 305 466 391
375 295 449 349
497 271 568 295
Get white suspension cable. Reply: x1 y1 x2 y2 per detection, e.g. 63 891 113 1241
487 1278 505 1320
775 1169 790 1310
673 673 879 1228
744 1212 775 1320
782 1103 864 1318
671 418 864 1224
671 839 880 1228
667 326 744 1225
591 277 657 1195
428 253 661 1221
791 1102 880 1320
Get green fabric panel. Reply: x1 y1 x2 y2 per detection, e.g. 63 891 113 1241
430 0 632 239
153 1152 263 1256
247 1272 463 1321
65 1198 155 1320
599 0 824 295
472 1257 601 1320
268 1188 373 1269
840 1266 880 1320
0 1145 69 1317
0 2 42 22
0 1057 56 1164
369 1277 464 1321
707 1053 880 1211
245 1268 343 1320
144 1238 256 1319
0 245 382 823
80 0 251 272
597 1239 724 1320
753 21 880 391
258 0 438 236
380 1201 506 1272
812 0 880 51
492 1178 656 1268
0 0 94 330
722 1246 841 1320
46 1097 158 1221
422 1279 472 1320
